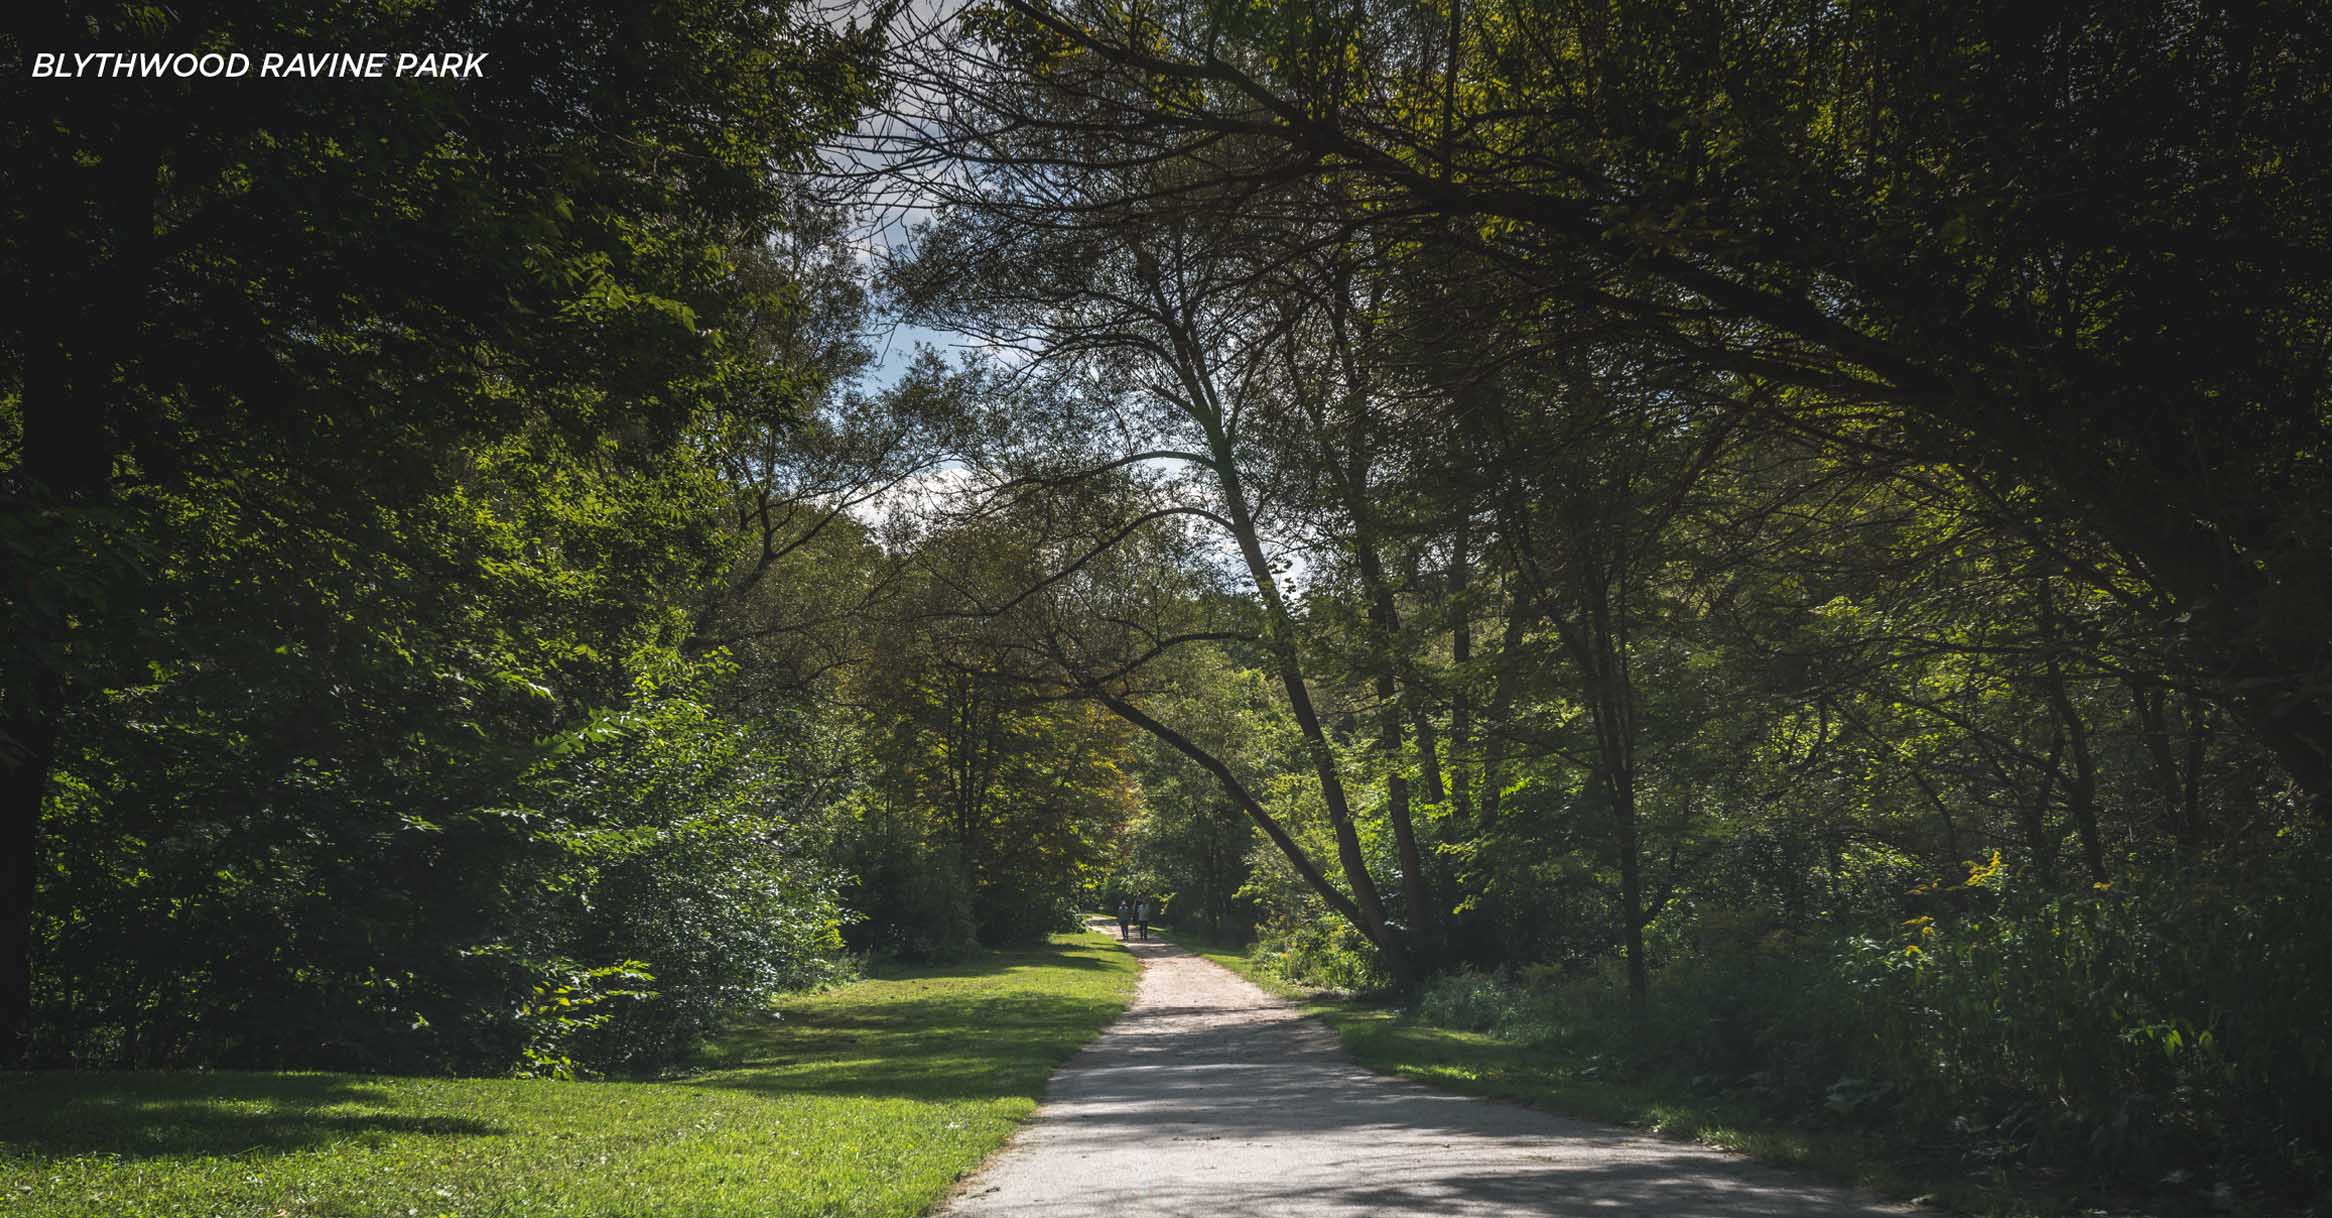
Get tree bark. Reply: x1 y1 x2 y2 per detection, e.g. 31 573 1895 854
1476 589 1528 828
993 11 2332 813
1448 526 1474 824
1352 504 1435 946
1116 231 1408 973
1088 688 1377 937
2038 580 2108 885
2128 677 2207 849
1193 417 1403 967
0 679 59 1066
1587 599 1650 1008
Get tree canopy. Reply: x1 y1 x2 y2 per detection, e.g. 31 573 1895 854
5 0 2328 1203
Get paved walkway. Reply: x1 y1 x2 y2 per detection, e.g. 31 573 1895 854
944 921 1911 1218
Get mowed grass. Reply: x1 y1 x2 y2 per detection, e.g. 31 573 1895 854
0 929 1138 1218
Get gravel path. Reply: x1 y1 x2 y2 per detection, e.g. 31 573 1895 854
944 921 1913 1218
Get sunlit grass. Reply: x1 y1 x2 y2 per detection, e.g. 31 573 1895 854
0 929 1138 1218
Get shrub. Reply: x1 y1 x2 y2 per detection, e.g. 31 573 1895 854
1398 847 2332 1203
1844 855 2332 1193
32 679 852 1077
838 816 980 963
1416 969 1515 1033
1250 915 1391 993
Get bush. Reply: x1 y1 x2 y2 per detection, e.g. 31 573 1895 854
1397 847 2332 1203
498 691 852 1073
838 816 980 962
1250 915 1391 993
972 871 1085 945
1416 970 1524 1033
1844 854 2332 1194
31 681 852 1077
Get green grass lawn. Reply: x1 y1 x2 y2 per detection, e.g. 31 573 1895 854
0 929 1138 1218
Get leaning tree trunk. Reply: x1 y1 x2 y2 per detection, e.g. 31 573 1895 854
1205 432 1406 974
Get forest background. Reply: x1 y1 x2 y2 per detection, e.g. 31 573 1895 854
4 0 2328 1207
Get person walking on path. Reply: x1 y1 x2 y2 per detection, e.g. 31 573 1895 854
1116 899 1132 941
1135 900 1152 942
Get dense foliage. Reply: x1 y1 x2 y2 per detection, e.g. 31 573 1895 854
6 0 2329 1207
859 0 2332 1205
0 0 886 1072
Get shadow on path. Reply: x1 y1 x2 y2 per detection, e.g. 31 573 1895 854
944 920 1910 1218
